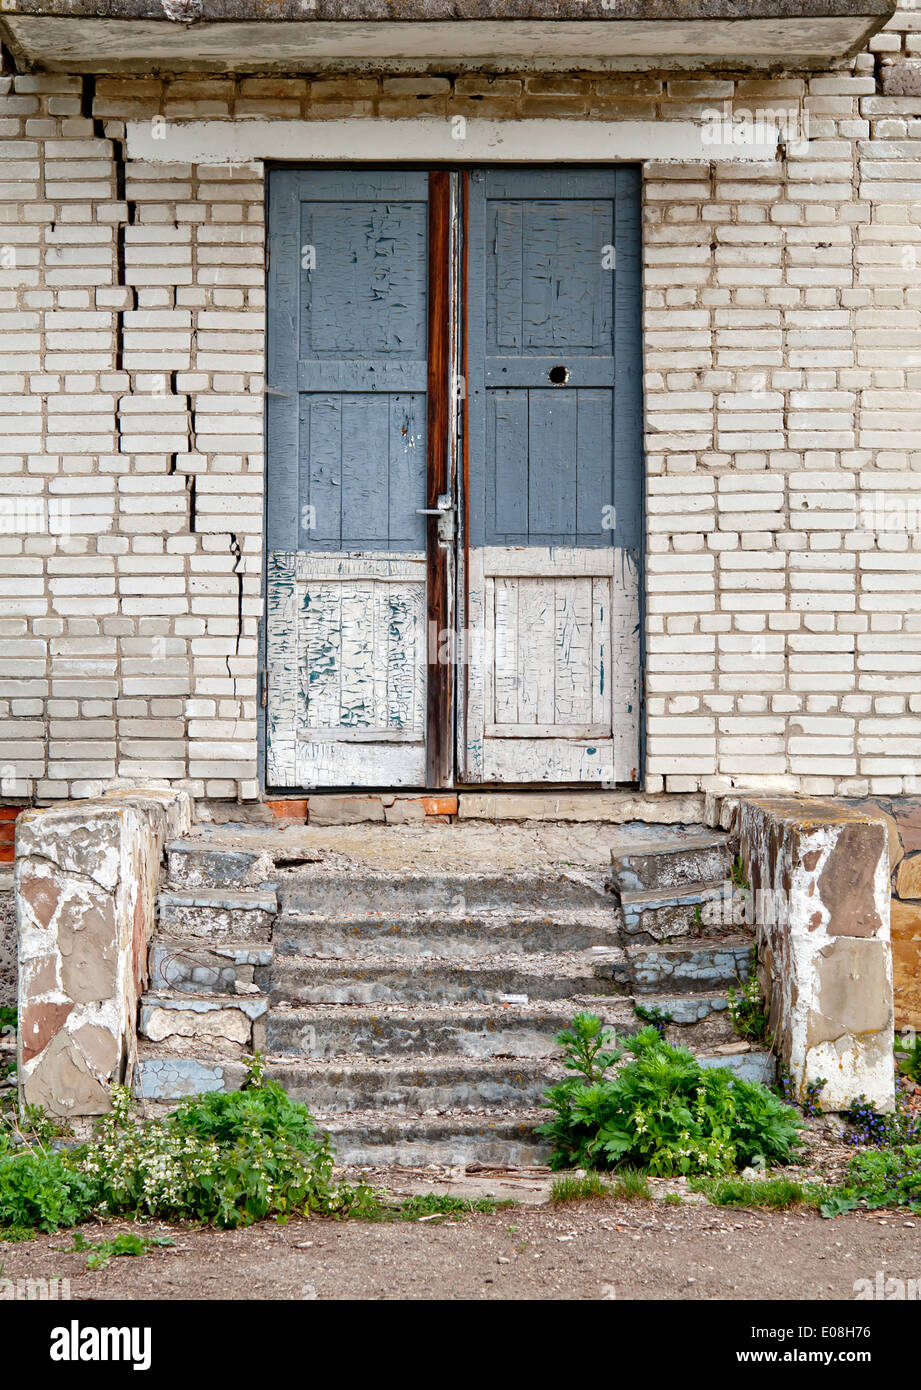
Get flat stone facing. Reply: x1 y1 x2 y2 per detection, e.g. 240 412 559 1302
736 796 893 1112
134 1054 244 1101
842 797 921 1031
891 899 921 1031
458 792 706 823
139 994 267 1047
698 1050 775 1087
16 788 191 1115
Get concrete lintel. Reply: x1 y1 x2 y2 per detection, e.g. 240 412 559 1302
126 115 780 165
0 4 896 74
0 1 896 21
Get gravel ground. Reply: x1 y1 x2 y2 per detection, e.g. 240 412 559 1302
1 1195 919 1301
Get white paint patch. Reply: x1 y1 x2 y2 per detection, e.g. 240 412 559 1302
464 545 640 785
126 116 779 167
266 549 427 790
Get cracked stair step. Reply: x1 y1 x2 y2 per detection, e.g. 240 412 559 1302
265 952 630 1006
609 834 734 895
149 940 271 994
316 1108 551 1167
280 869 612 917
166 838 276 890
264 1000 638 1060
156 887 277 939
263 995 731 1059
274 909 620 959
622 936 753 995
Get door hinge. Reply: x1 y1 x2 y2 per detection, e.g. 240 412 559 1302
260 668 268 707
264 242 270 273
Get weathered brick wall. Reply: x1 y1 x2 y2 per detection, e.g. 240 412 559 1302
0 4 919 801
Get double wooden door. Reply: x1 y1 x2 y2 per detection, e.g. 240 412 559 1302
265 167 642 790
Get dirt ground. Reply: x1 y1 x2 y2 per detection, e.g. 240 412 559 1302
2 1191 920 1301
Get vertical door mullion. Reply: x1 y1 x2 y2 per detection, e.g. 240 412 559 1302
425 169 454 788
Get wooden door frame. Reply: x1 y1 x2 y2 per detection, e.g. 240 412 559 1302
258 163 642 793
425 168 456 788
455 166 645 788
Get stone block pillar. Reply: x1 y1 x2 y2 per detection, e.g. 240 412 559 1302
16 789 191 1115
736 796 894 1112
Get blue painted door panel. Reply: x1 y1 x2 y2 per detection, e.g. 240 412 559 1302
463 167 643 785
267 170 429 556
266 170 430 788
467 167 643 553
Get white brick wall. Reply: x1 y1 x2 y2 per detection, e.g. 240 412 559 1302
0 9 919 800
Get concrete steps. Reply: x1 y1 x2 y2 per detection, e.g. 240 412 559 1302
273 910 620 959
267 953 629 1005
320 1108 550 1167
157 888 277 940
608 833 734 895
134 821 771 1166
626 937 752 994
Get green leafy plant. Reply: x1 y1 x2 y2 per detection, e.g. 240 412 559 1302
633 1003 673 1039
820 1145 921 1218
66 1230 175 1270
727 948 772 1046
79 1070 371 1229
0 1057 514 1237
537 1017 803 1177
895 1035 921 1085
555 1012 623 1083
730 855 751 897
0 1147 97 1234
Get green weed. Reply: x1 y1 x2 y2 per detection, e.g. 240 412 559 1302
537 1015 803 1177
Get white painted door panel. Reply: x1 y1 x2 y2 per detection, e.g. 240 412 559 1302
466 546 639 783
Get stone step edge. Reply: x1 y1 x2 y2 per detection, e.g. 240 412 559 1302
626 934 754 957
264 993 732 1022
135 1046 768 1073
140 992 268 1018
268 940 750 972
616 880 733 909
150 941 272 963
132 1045 773 1103
610 831 733 859
270 949 628 972
158 888 278 910
273 912 622 934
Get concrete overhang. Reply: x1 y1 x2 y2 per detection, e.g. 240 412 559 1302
0 1 898 74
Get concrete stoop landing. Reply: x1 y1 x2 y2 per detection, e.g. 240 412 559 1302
134 819 772 1166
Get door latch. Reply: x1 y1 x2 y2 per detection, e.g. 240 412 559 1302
416 493 456 546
